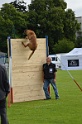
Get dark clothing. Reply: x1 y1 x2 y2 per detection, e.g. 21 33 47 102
0 64 10 124
0 99 6 108
0 64 10 101
43 63 57 79
0 108 9 124
43 79 59 99
43 62 59 99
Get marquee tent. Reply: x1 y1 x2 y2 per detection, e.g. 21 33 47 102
61 48 82 70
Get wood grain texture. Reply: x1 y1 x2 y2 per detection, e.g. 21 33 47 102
9 38 47 103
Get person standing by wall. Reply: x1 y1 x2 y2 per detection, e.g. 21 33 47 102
0 64 10 124
43 56 59 100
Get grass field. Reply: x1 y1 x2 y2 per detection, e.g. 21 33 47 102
7 70 82 124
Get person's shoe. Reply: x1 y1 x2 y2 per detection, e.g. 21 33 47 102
56 97 59 100
44 97 51 100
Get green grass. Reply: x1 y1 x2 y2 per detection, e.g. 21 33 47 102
7 70 82 124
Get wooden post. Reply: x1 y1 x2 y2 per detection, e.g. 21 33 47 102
45 36 50 94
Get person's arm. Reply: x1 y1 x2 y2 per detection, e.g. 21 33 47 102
54 72 56 82
42 64 44 82
53 64 57 82
42 71 44 82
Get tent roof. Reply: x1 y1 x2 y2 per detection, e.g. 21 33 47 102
66 48 82 55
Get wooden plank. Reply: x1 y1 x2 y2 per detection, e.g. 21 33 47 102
12 71 43 86
13 85 44 95
13 84 45 103
11 38 46 66
12 65 43 72
14 95 45 103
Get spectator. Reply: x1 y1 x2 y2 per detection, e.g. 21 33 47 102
0 64 10 124
43 56 59 100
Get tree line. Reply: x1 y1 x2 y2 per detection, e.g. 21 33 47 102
0 0 81 54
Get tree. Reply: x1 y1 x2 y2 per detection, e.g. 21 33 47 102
0 0 80 53
0 11 13 52
28 0 67 53
10 0 27 12
0 3 28 52
63 9 80 41
53 38 75 54
28 0 79 53
75 36 82 48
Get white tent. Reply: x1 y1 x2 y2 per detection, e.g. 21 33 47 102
61 48 82 70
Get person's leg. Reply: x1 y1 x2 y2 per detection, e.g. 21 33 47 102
0 99 9 124
0 108 9 124
43 79 51 99
50 79 59 99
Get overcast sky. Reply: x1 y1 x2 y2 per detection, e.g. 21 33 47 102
0 0 82 17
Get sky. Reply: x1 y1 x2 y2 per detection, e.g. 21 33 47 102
0 0 82 17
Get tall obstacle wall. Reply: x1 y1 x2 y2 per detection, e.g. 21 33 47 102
7 38 47 103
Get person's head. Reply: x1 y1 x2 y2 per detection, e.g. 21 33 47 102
46 56 52 64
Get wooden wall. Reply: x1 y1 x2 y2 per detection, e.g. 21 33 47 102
9 38 46 103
